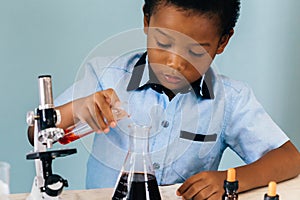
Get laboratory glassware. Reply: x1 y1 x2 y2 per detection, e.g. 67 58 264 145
112 123 161 200
59 103 129 145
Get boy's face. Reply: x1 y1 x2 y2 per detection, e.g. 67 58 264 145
144 5 232 91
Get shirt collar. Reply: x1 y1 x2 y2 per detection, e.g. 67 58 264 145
126 52 214 99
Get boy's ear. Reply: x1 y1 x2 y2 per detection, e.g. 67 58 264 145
143 5 150 35
216 29 234 54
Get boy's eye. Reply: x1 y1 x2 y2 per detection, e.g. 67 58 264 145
156 40 172 49
189 49 206 57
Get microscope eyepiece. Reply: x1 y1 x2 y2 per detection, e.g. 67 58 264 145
38 75 54 109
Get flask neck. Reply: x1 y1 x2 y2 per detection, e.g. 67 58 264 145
128 124 150 154
129 135 149 154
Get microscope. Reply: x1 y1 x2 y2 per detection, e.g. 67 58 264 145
26 75 77 200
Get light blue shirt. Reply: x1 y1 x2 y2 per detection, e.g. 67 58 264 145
55 51 289 189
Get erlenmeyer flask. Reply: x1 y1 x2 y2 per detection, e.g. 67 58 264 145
112 124 161 200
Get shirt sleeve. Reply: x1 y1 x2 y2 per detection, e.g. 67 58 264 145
223 84 289 164
54 57 114 106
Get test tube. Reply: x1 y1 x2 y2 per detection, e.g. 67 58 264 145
59 103 129 145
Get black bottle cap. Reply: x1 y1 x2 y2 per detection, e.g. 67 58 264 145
264 193 279 200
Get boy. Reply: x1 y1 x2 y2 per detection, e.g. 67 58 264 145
28 0 300 199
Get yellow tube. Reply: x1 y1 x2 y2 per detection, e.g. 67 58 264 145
267 181 277 197
227 168 236 182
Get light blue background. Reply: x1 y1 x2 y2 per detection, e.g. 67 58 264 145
0 0 299 194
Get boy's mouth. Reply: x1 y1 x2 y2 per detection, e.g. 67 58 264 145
163 74 183 84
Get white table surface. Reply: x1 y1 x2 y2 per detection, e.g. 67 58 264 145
6 175 300 200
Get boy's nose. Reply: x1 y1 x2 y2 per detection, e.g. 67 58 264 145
166 53 186 72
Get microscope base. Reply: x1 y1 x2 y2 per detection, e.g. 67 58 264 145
27 176 61 200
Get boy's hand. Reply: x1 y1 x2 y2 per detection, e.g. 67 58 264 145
177 171 226 200
72 88 120 133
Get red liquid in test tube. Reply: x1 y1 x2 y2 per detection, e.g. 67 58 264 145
59 124 94 144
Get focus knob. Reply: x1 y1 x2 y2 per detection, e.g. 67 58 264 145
26 111 35 126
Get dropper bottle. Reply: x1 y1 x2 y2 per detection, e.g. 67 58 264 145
264 181 279 200
222 168 238 200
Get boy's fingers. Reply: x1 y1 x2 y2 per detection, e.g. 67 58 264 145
94 89 119 127
102 88 120 107
79 115 100 133
91 104 109 133
177 175 202 196
183 183 215 200
98 102 116 128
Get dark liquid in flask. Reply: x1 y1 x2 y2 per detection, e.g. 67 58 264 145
112 172 161 200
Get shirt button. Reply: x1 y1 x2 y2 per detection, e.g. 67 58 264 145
161 120 169 128
153 162 160 170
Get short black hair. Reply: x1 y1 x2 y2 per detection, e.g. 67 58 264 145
144 0 241 35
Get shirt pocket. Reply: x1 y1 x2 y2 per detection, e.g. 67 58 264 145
179 130 218 158
170 131 219 181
